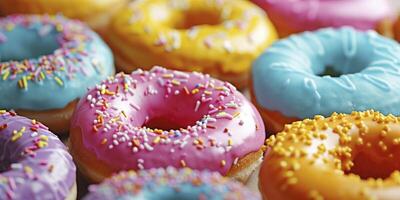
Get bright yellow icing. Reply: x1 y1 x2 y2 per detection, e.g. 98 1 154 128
106 0 277 78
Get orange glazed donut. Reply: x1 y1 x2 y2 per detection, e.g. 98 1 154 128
260 110 400 200
105 0 277 88
0 0 128 32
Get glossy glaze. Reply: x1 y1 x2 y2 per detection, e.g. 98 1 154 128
252 0 396 36
105 0 277 86
252 27 400 119
71 66 265 175
0 110 76 200
0 15 114 111
84 168 260 200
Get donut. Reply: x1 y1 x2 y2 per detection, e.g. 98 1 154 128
104 0 277 88
393 16 400 42
70 66 265 183
0 110 76 200
0 0 128 32
84 167 260 200
0 15 115 134
251 0 397 38
260 110 400 199
251 27 400 134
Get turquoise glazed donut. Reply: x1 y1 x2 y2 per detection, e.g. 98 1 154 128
252 27 400 132
0 15 114 133
84 168 260 200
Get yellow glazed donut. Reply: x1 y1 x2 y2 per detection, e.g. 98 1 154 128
0 0 128 31
105 0 277 88
260 110 400 200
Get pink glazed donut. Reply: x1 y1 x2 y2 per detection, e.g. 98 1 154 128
252 0 397 37
69 66 265 183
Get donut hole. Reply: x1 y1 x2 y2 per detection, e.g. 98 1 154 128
0 25 60 62
141 96 210 131
345 151 399 180
173 10 221 29
317 65 342 77
144 116 188 130
346 152 400 179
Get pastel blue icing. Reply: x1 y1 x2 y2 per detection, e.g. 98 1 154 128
0 23 59 61
0 18 114 111
252 27 400 118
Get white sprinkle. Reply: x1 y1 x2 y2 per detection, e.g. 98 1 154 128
144 143 154 151
234 157 239 165
31 132 38 137
194 100 201 112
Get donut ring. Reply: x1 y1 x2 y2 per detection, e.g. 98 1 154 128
105 0 277 88
0 15 115 134
260 110 400 199
0 110 76 200
251 27 400 134
0 0 128 32
84 167 260 200
251 0 397 38
393 16 400 42
70 66 265 183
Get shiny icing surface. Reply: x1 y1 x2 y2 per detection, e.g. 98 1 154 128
261 111 400 199
107 0 277 74
0 110 76 200
84 167 260 200
252 0 396 34
0 15 114 111
252 27 400 119
71 66 265 174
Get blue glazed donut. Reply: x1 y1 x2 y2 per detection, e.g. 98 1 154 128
0 15 114 133
251 27 400 133
84 168 260 200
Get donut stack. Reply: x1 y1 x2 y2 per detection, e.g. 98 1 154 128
0 0 400 199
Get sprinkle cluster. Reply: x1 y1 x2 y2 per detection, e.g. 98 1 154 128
0 110 74 200
127 0 261 53
75 66 263 172
85 167 260 200
265 110 400 198
0 15 96 90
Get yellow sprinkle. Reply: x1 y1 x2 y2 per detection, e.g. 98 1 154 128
39 135 48 141
40 72 46 80
37 141 48 148
204 90 212 95
153 136 161 144
22 76 28 89
233 112 240 118
2 70 9 80
54 76 64 86
0 110 6 114
228 138 233 146
171 79 181 86
11 126 26 142
162 74 174 78
24 166 33 174
191 88 199 94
